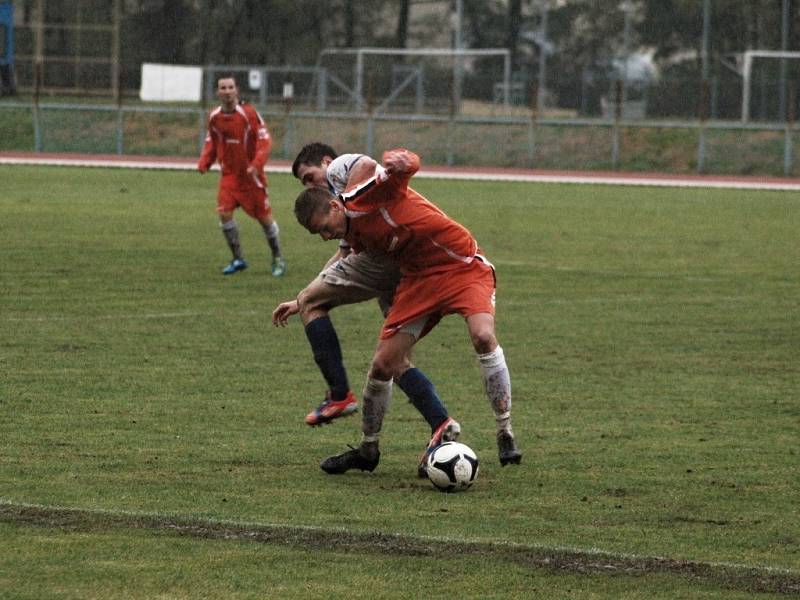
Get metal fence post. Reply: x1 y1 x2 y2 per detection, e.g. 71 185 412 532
447 65 456 167
33 60 42 152
611 79 622 169
32 104 41 152
283 95 293 160
528 82 538 168
784 83 796 176
366 114 375 158
116 107 124 155
697 79 709 173
364 71 375 158
198 108 206 152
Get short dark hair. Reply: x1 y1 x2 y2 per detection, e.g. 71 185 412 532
292 143 338 179
216 73 238 87
294 186 335 229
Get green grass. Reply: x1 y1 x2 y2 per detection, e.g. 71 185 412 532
1 166 799 597
0 517 785 600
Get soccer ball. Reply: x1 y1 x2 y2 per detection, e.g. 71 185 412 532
426 441 479 492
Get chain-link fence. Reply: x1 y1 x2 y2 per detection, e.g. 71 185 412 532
2 99 798 177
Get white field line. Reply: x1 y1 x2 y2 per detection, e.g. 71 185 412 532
3 154 800 191
1 498 798 578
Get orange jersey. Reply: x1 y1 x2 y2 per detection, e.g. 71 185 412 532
198 102 272 186
339 150 478 276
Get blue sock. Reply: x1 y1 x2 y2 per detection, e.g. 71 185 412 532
397 368 448 431
304 316 350 401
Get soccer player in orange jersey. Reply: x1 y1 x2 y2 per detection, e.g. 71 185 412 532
274 144 461 479
198 74 286 276
294 148 522 473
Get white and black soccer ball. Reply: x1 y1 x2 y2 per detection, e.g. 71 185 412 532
426 441 479 492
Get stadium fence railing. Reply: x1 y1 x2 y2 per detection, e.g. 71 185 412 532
0 99 798 177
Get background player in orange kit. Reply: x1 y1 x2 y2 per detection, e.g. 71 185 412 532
294 148 522 474
198 74 286 277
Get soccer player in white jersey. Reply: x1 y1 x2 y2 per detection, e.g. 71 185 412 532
272 143 463 475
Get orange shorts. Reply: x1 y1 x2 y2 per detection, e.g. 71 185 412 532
217 175 272 221
380 258 496 340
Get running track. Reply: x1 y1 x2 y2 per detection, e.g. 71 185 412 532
2 151 800 191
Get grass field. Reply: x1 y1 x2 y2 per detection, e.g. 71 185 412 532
1 165 798 598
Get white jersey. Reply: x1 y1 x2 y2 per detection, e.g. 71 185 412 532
321 153 402 293
326 153 365 195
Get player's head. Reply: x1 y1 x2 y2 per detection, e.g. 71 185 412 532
292 143 338 189
294 187 346 240
215 73 240 109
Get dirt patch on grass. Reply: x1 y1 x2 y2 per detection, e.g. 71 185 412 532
2 502 798 595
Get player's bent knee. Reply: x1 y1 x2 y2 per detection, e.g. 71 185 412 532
369 355 403 381
470 330 497 355
467 313 497 354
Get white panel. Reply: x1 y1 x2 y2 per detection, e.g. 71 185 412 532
140 63 202 102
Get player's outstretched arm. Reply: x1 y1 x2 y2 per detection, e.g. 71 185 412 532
272 299 300 327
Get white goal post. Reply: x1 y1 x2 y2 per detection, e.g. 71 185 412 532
741 50 800 123
318 47 512 113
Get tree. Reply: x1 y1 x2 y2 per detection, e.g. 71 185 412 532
396 0 410 48
344 0 355 47
196 0 216 67
507 0 522 71
123 0 196 63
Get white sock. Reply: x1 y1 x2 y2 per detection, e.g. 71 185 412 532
262 221 280 239
478 346 513 434
262 221 282 257
361 376 392 442
220 220 242 260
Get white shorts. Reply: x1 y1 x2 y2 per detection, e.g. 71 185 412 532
319 252 401 316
